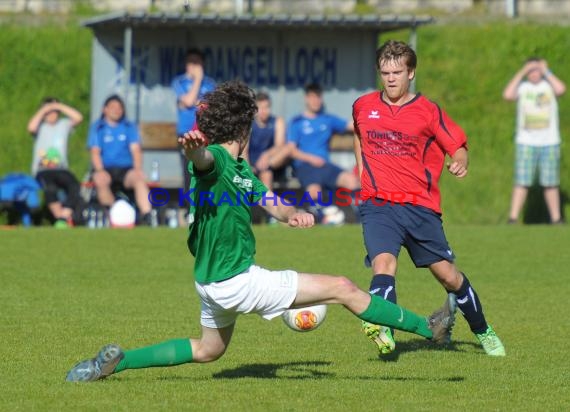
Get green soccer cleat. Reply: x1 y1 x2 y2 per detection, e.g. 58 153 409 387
362 321 396 355
476 325 506 356
66 344 124 382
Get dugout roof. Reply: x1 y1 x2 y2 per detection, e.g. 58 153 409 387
82 11 433 32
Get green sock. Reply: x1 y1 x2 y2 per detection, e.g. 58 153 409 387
359 295 433 339
114 338 193 373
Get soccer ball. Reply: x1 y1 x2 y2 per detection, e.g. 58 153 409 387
320 205 345 226
109 199 136 228
282 304 327 332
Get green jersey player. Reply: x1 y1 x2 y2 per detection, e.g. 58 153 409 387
66 81 455 382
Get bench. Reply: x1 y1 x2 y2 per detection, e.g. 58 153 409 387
81 122 180 200
138 122 359 223
77 124 182 227
138 122 356 190
139 122 184 189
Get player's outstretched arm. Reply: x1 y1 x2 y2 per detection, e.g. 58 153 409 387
261 192 314 228
178 130 214 171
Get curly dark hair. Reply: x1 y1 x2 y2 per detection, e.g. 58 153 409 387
196 80 257 145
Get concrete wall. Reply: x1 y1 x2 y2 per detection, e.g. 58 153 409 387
367 0 473 13
486 0 570 16
0 0 71 13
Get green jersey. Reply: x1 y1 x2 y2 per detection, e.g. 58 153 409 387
187 145 268 283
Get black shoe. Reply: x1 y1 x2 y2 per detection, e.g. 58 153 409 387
141 213 152 226
141 211 158 227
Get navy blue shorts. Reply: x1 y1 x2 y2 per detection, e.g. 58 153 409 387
100 167 131 194
294 162 343 190
360 200 455 268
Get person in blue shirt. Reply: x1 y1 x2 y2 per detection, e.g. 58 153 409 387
287 83 360 221
171 48 217 137
171 48 216 225
87 94 153 225
248 91 291 191
248 91 292 224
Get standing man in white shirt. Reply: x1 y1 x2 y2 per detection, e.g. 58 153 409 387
503 57 566 224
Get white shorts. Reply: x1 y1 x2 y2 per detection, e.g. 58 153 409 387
195 265 298 329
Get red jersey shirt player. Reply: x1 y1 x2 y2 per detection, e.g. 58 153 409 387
352 40 505 358
353 92 467 214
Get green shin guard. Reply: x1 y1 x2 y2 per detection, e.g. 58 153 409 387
114 338 193 373
359 295 432 339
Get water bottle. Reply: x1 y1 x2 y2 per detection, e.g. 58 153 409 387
150 209 159 227
21 211 32 227
150 160 160 182
96 210 104 228
166 208 178 228
88 208 97 229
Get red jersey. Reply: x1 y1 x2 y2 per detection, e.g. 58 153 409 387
352 91 467 214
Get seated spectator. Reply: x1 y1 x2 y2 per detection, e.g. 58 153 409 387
248 91 291 190
287 83 360 221
27 97 84 228
87 95 154 226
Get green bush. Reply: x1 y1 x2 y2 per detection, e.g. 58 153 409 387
0 22 92 181
1 19 568 224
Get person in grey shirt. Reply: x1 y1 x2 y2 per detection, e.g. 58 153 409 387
27 97 83 227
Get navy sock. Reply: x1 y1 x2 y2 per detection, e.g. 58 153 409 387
369 274 397 304
369 274 397 334
450 273 488 334
308 205 324 222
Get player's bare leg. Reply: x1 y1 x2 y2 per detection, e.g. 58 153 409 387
191 324 234 363
293 273 454 344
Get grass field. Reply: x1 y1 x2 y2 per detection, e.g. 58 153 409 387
1 224 569 411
